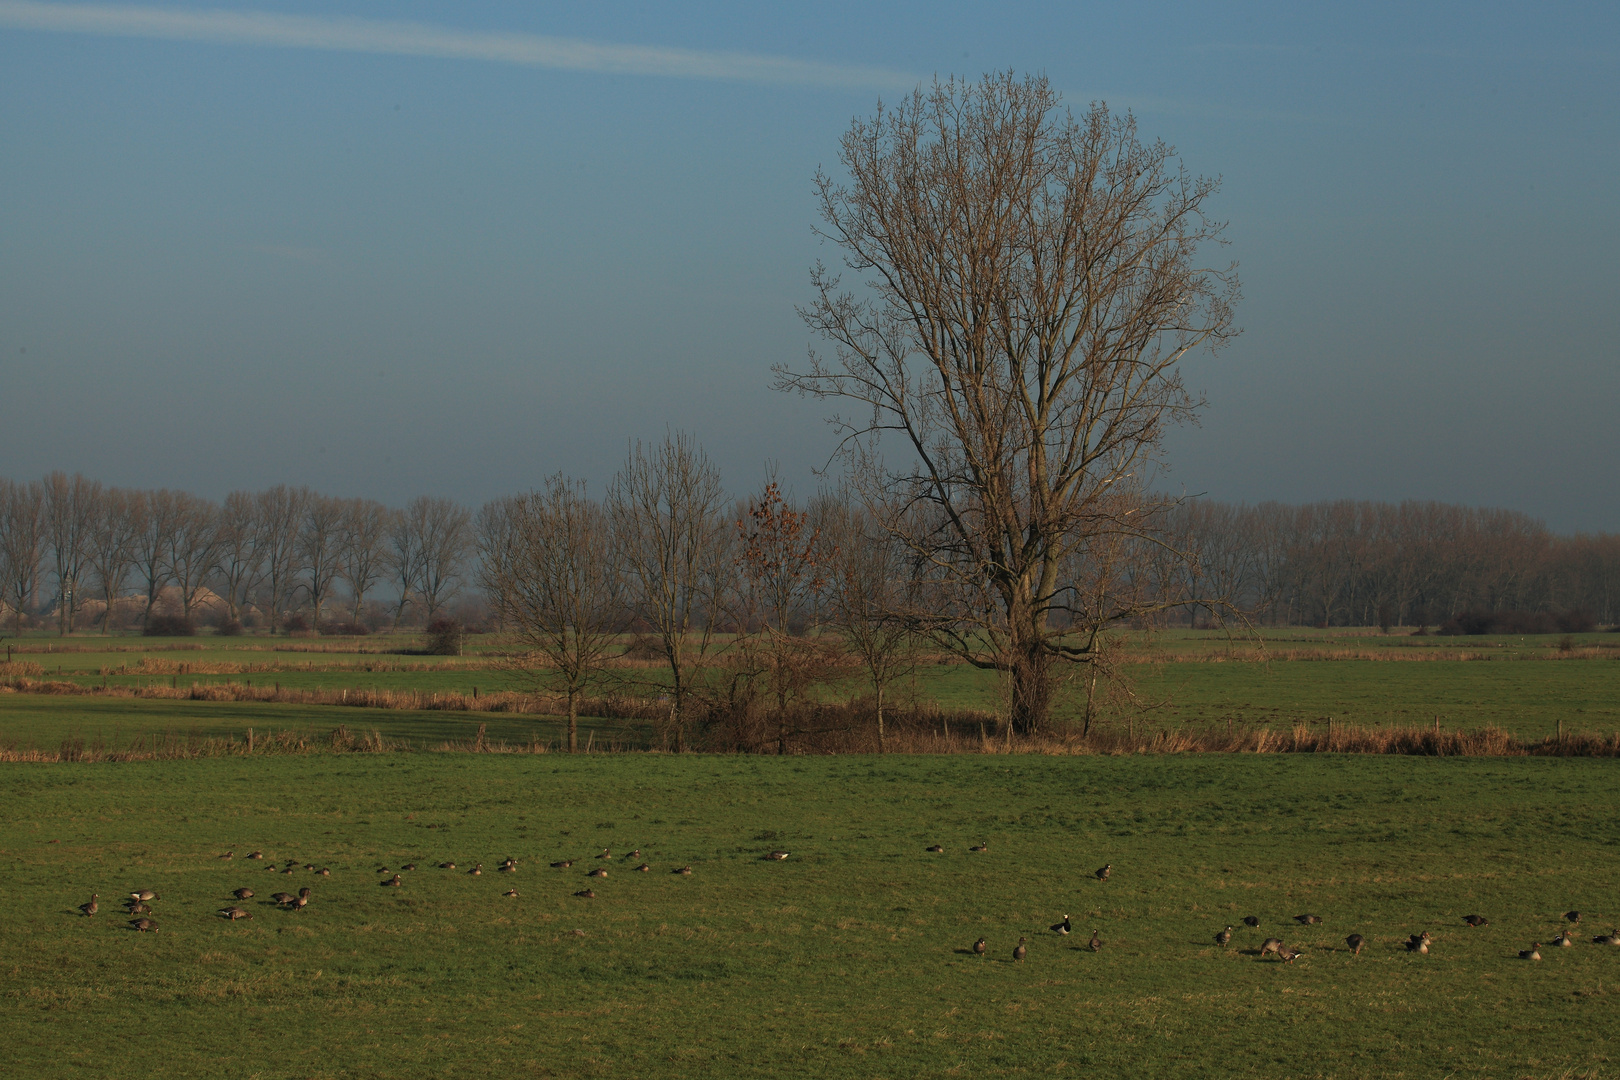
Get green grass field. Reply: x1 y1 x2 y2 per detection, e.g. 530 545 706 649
4 754 1618 1078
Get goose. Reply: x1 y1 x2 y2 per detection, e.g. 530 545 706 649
1277 945 1301 964
1519 943 1542 961
1553 931 1574 947
968 842 988 853
1594 930 1620 946
79 894 99 917
503 888 519 898
595 849 613 860
672 866 692 876
126 901 150 916
376 867 390 874
297 887 311 899
1463 914 1488 928
1095 864 1111 882
1406 932 1431 954
303 865 315 871
634 863 651 873
498 859 517 873
1565 911 1581 924
973 937 987 955
271 892 295 905
1346 933 1365 955
218 852 233 860
587 868 608 878
1088 930 1102 953
1013 937 1027 962
1293 914 1320 926
1259 938 1283 959
316 868 330 877
280 866 295 875
926 845 945 853
550 860 574 869
232 888 254 901
292 895 308 911
468 864 483 876
1050 915 1071 936
379 875 402 888
247 851 263 860
574 889 596 899
440 862 457 870
622 850 640 861
1243 916 1261 928
219 907 251 921
130 889 156 903
767 851 790 861
129 918 155 932
401 864 417 872
1215 926 1233 947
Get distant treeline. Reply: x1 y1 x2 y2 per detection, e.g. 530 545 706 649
1169 500 1620 629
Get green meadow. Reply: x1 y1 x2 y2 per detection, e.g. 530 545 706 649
3 754 1619 1079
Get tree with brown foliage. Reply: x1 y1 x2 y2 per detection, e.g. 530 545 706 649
780 73 1238 732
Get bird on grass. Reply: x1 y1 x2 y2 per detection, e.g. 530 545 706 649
271 892 295 905
595 849 613 860
1088 930 1103 953
622 850 640 861
1565 911 1582 924
126 901 151 916
298 887 311 900
1593 931 1620 946
1051 915 1071 936
499 858 517 873
1406 932 1431 954
468 864 483 876
130 889 156 903
401 864 418 872
1215 926 1233 947
587 868 608 879
280 866 295 875
634 863 651 873
1346 934 1366 955
503 889 518 898
574 889 596 899
767 851 790 861
973 938 987 955
1294 914 1321 926
316 868 330 877
247 851 263 860
379 875 402 888
218 852 233 860
1277 946 1302 964
550 860 573 869
232 888 254 901
926 845 944 853
1259 938 1284 959
1519 943 1542 961
219 907 251 921
129 918 155 932
1243 916 1261 928
1095 865 1111 882
1553 931 1574 947
1013 937 1027 962
673 865 692 875
969 842 988 853
440 862 457 870
376 866 390 874
78 895 98 917
1463 915 1489 928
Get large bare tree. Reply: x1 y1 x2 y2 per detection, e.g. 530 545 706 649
298 495 345 632
165 492 220 625
255 485 310 634
779 73 1238 731
214 491 265 626
42 472 101 634
407 496 472 624
484 477 623 752
87 488 139 633
130 489 179 631
606 433 731 752
338 498 390 627
1 479 46 633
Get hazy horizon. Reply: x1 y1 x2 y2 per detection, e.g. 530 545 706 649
3 2 1616 531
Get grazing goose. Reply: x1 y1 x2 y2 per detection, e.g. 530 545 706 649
1243 916 1261 928
503 888 518 898
79 894 98 917
129 918 155 932
297 887 311 899
271 892 295 905
1088 930 1102 953
1594 930 1620 946
926 845 944 853
1259 938 1283 959
247 851 263 860
1293 914 1321 926
1565 911 1581 924
1215 926 1233 947
468 864 483 876
767 851 790 861
1095 865 1111 882
1013 937 1027 962
1519 943 1542 961
550 860 573 869
126 901 151 916
232 888 254 901
1050 915 1071 936
968 842 988 853
130 889 156 903
219 907 251 921
634 863 651 873
672 866 692 876
440 862 457 870
1345 933 1365 955
1463 915 1489 928
574 889 596 899
586 868 608 879
218 852 233 860
1277 945 1301 964
292 895 308 911
379 875 402 888
973 937 987 955
1553 931 1574 947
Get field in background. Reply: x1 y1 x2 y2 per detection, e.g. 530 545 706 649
4 754 1618 1079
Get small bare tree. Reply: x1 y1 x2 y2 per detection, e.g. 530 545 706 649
339 498 390 627
779 73 1238 732
607 433 731 752
43 472 101 634
485 477 623 752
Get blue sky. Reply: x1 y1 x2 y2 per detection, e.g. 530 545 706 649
2 1 1616 529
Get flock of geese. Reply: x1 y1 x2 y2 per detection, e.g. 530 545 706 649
74 846 1620 965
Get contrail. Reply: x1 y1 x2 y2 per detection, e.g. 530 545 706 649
0 1 915 90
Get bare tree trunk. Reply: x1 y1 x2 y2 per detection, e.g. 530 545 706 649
567 689 578 753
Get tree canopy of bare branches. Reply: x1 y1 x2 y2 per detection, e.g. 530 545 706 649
778 73 1239 731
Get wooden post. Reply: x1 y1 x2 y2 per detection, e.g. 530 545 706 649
247 727 254 753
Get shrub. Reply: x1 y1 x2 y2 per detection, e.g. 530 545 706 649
1437 609 1595 636
425 618 464 656
283 614 310 635
318 621 370 637
144 614 195 637
216 617 244 637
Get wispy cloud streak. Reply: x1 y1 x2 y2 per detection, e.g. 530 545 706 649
0 1 914 89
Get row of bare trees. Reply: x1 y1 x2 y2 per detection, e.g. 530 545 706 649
0 475 473 634
1165 499 1620 629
